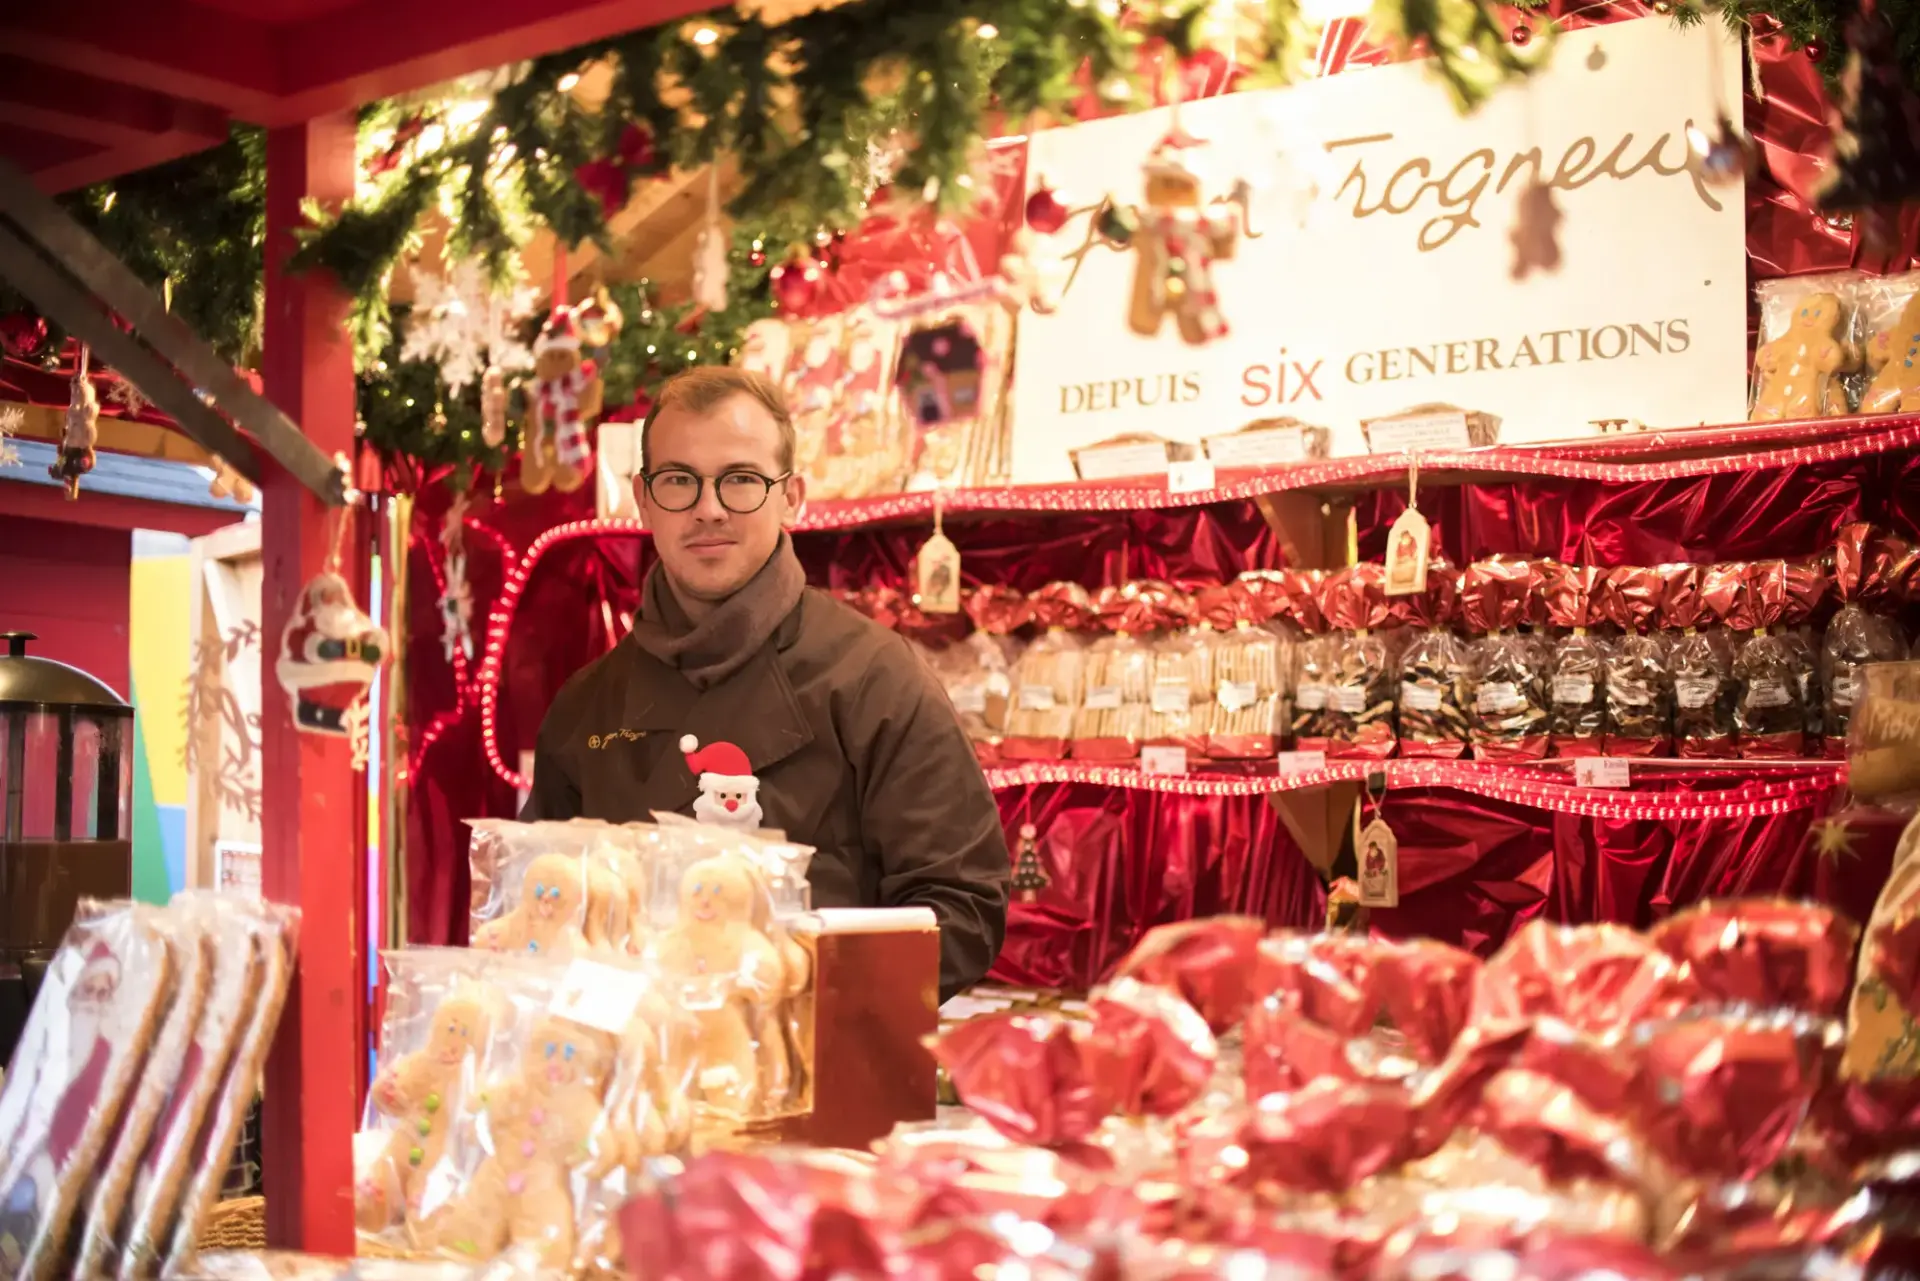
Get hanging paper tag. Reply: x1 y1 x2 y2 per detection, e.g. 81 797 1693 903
1575 757 1631 789
554 958 650 1033
1384 463 1431 598
1141 745 1189 776
1357 818 1400 908
917 531 962 614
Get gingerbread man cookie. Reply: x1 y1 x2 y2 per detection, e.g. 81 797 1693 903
1861 292 1920 415
472 853 589 961
656 854 787 1116
428 1014 616 1268
1751 291 1851 420
356 985 494 1235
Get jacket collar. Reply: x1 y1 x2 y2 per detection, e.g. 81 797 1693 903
619 597 815 810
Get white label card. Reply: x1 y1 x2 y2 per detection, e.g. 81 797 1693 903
1151 682 1192 714
1085 685 1124 711
553 958 650 1033
1367 411 1473 453
1332 686 1369 714
1277 750 1328 775
1141 746 1189 776
1167 458 1218 494
1575 757 1632 788
952 683 988 714
1204 427 1308 466
1019 686 1058 711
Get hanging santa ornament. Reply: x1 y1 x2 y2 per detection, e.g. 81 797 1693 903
691 168 730 314
276 503 389 769
49 345 99 500
770 257 822 314
521 305 604 496
1024 179 1071 235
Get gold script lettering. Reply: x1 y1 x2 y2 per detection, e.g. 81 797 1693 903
1330 126 1717 252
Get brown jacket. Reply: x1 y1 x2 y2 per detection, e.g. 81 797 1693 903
520 589 1009 1001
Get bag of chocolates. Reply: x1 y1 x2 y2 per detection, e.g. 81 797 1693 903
1542 563 1609 758
1600 565 1673 757
1664 563 1738 758
1202 580 1291 760
1728 561 1809 759
1463 560 1549 760
1314 564 1398 759
1396 561 1471 759
1001 582 1092 762
1783 557 1831 754
1286 569 1339 748
1071 584 1162 762
1824 524 1912 756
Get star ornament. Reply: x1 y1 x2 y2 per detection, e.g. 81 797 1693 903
1810 815 1860 864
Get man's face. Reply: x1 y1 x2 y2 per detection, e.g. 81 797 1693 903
639 392 805 604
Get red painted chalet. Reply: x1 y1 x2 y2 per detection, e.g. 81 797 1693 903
0 0 708 1255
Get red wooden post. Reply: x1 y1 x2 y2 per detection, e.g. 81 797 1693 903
259 111 360 1254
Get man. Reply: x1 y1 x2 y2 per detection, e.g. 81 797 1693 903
520 365 1008 1001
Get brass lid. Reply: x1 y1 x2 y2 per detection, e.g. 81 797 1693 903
0 632 131 712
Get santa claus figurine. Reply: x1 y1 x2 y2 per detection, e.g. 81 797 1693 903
275 570 388 736
680 736 763 830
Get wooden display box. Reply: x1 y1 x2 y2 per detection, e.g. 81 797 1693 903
707 906 940 1152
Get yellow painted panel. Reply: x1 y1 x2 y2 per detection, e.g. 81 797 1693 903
129 556 192 806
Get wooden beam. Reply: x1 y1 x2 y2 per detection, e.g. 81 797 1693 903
0 218 267 483
258 112 360 1258
4 0 282 120
0 55 230 149
0 158 345 504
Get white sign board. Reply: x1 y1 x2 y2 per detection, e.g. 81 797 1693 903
1012 19 1747 481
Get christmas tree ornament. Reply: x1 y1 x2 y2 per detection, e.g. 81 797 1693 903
438 499 476 665
1121 132 1239 344
0 312 48 360
574 287 625 349
771 258 822 313
480 366 509 448
525 306 603 496
1010 824 1049 903
691 169 731 314
208 455 256 505
275 510 389 768
428 401 450 435
1686 112 1758 188
49 345 99 500
1814 0 1920 213
1095 199 1139 248
1024 181 1071 235
400 261 538 394
1509 180 1564 280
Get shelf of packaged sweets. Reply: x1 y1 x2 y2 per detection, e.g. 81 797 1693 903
978 756 1842 819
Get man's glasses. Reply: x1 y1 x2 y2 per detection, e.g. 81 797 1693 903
643 467 792 514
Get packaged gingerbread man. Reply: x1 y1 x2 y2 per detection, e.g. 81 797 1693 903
471 852 590 960
1751 276 1860 419
1856 271 1920 415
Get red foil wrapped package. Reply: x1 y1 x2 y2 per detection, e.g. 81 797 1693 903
1730 562 1810 759
1471 921 1696 1036
1665 563 1739 758
1082 977 1217 1119
1374 1231 1679 1281
1600 565 1674 758
1308 564 1398 759
1812 1075 1920 1172
1002 583 1093 762
1113 915 1265 1036
1630 1009 1842 1182
1475 1067 1672 1194
930 1012 1105 1147
1396 562 1472 760
1542 563 1610 758
1781 559 1831 754
1228 1079 1421 1194
966 583 1033 637
1462 560 1549 760
1824 524 1911 756
1650 900 1859 1018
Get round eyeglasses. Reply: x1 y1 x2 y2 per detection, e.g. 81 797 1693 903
643 467 792 514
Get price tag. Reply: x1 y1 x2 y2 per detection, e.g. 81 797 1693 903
952 683 988 714
1218 680 1259 711
1150 682 1192 715
1019 686 1057 712
1575 758 1632 789
1167 458 1218 494
1141 746 1189 776
553 958 650 1033
1085 685 1123 711
1332 686 1369 714
1277 750 1327 776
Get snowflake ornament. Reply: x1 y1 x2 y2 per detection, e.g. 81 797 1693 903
0 405 21 468
107 375 151 418
400 261 539 394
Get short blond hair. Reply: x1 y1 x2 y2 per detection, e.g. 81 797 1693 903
641 366 796 473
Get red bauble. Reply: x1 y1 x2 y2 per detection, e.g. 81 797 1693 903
1511 21 1533 45
1806 39 1825 60
0 313 48 360
1025 184 1071 235
618 122 657 171
770 259 821 313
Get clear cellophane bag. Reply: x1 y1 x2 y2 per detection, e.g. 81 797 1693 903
1142 584 1213 758
1396 561 1471 760
1664 563 1739 759
1540 562 1609 757
1824 524 1912 756
1462 560 1550 760
1284 568 1337 748
1723 561 1810 759
466 820 648 959
1312 564 1398 759
1599 565 1673 758
1201 579 1292 760
1070 584 1162 762
1001 582 1092 762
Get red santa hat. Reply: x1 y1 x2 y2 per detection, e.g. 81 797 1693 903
74 941 120 994
679 735 757 790
536 305 582 355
